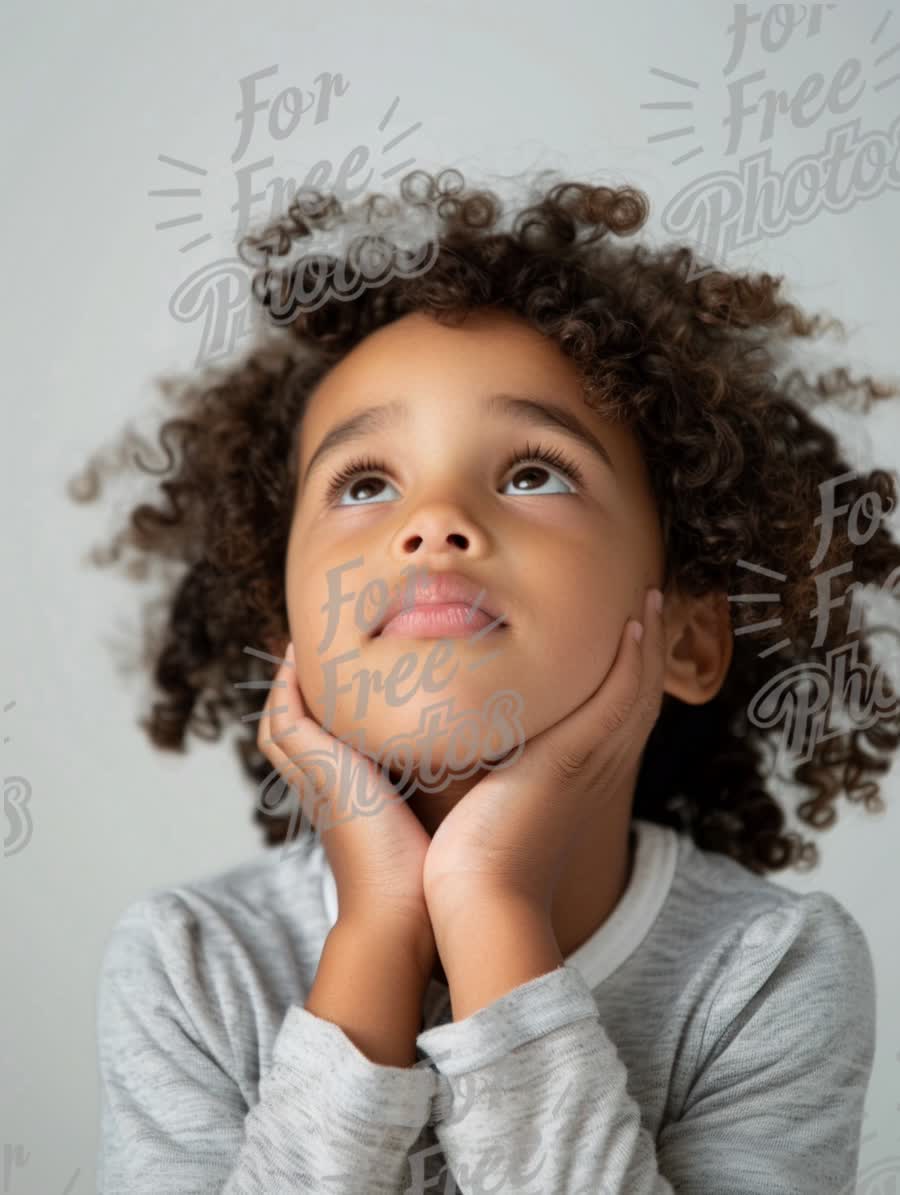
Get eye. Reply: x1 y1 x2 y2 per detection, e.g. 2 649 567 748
325 455 399 506
323 440 585 507
499 441 584 496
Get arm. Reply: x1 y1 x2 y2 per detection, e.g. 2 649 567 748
430 892 563 1021
305 913 436 1068
96 894 437 1194
416 891 876 1194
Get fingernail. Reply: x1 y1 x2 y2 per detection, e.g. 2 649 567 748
650 588 664 615
286 642 295 661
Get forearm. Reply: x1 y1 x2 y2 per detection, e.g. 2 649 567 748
430 891 563 1022
305 917 436 1067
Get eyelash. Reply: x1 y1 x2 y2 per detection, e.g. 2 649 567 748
323 440 586 504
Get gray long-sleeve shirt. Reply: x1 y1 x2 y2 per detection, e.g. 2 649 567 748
95 816 877 1193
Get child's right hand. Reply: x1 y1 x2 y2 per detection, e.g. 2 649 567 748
257 641 436 977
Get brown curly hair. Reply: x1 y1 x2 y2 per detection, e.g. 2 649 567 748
67 167 900 875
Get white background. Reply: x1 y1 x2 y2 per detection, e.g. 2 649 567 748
2 1 899 1190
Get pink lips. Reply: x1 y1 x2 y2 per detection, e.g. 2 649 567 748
372 571 507 639
379 603 503 639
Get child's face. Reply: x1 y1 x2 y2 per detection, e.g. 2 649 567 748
284 308 665 785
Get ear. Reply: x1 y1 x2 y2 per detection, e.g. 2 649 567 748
660 589 733 706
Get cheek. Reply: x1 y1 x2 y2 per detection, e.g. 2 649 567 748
528 565 626 709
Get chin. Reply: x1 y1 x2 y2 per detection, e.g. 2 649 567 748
323 703 514 790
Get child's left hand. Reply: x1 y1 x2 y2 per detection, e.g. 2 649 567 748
422 587 666 922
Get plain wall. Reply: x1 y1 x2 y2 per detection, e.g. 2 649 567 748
2 1 898 1190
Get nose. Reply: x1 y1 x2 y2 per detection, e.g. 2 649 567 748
389 500 491 562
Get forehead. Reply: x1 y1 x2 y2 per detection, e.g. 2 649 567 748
290 310 659 522
299 309 600 451
295 313 666 523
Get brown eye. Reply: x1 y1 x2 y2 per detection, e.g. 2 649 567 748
509 464 557 492
346 476 389 502
502 459 578 496
500 440 585 496
324 456 398 506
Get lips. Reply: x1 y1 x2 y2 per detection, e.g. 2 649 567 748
370 570 508 638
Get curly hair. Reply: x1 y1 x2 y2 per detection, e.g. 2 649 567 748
67 167 900 875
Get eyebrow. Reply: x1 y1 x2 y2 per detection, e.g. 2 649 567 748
301 392 615 488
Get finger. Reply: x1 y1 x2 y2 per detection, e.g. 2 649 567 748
255 650 279 757
576 586 664 733
261 646 339 830
255 641 297 740
634 587 667 729
534 598 649 777
267 642 308 739
255 650 297 816
588 591 652 716
590 599 648 736
267 646 397 836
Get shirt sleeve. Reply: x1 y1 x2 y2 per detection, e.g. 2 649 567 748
95 894 436 1194
414 891 876 1195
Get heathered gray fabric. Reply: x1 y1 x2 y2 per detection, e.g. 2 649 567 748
95 817 876 1193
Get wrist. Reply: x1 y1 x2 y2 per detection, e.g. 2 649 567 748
426 880 550 937
428 887 554 966
426 892 561 1020
335 912 437 987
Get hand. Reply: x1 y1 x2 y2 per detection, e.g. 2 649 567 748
421 587 667 918
257 641 436 974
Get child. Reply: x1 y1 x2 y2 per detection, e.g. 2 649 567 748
75 168 897 1193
